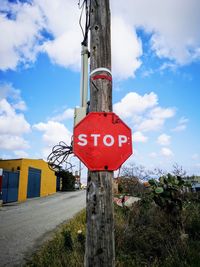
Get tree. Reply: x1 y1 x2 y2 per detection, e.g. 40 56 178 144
153 167 166 177
122 163 151 180
120 163 150 195
56 170 75 191
118 176 145 195
172 163 187 177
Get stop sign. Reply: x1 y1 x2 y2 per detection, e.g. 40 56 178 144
73 112 133 171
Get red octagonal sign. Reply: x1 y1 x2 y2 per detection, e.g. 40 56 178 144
73 112 133 171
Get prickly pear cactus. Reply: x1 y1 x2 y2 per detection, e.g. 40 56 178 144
148 174 187 214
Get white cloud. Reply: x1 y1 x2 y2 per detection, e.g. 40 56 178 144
112 0 200 65
33 120 72 158
0 135 29 150
159 62 177 72
114 92 158 119
172 116 188 132
40 4 143 77
132 131 148 143
51 108 74 122
149 107 175 120
0 85 30 152
112 16 142 79
172 124 187 132
14 150 29 158
114 91 175 132
161 147 173 157
179 117 189 125
137 118 161 132
42 31 81 70
0 99 30 135
137 107 175 132
33 120 72 146
0 2 44 70
149 152 157 158
34 0 78 37
0 0 82 71
192 154 199 160
142 69 154 77
1 0 200 78
36 0 81 69
0 83 27 111
157 134 171 146
13 100 27 111
0 83 14 99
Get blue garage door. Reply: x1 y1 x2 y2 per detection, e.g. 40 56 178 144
27 167 41 198
2 171 19 203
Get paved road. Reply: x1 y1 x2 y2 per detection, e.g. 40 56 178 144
0 191 86 267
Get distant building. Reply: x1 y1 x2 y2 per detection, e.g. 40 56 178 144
184 175 200 192
75 171 81 189
192 183 200 192
0 158 56 203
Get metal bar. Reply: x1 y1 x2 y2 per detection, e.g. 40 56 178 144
80 45 89 108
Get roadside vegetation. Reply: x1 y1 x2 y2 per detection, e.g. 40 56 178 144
26 210 86 267
26 165 200 267
115 192 200 266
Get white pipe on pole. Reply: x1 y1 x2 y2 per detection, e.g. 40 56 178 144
80 45 89 108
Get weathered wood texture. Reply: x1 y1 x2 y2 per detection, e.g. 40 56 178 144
85 0 115 266
90 0 112 113
85 172 115 267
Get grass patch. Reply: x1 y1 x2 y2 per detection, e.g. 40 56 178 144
25 210 86 267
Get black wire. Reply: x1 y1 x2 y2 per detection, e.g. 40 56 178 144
83 0 91 46
78 0 85 9
78 0 85 37
91 80 99 91
47 141 73 172
78 0 91 46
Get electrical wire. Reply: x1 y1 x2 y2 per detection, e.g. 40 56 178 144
47 141 73 171
78 0 85 37
78 0 91 46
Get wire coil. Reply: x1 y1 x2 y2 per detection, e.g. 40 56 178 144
47 141 73 171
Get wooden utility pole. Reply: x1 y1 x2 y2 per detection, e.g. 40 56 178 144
85 0 115 267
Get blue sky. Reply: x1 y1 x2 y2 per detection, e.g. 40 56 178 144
0 0 200 178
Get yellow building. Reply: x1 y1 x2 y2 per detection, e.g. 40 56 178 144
0 158 56 202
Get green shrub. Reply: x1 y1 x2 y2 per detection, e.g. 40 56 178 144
114 193 200 267
115 202 180 266
184 194 200 240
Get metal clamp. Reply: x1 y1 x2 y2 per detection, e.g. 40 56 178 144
90 67 112 76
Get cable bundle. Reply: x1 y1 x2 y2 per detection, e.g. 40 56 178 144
47 141 73 171
78 0 91 46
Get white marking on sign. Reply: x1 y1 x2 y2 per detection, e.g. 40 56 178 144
91 134 100 146
77 134 128 147
77 134 87 146
103 135 114 146
118 135 128 147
